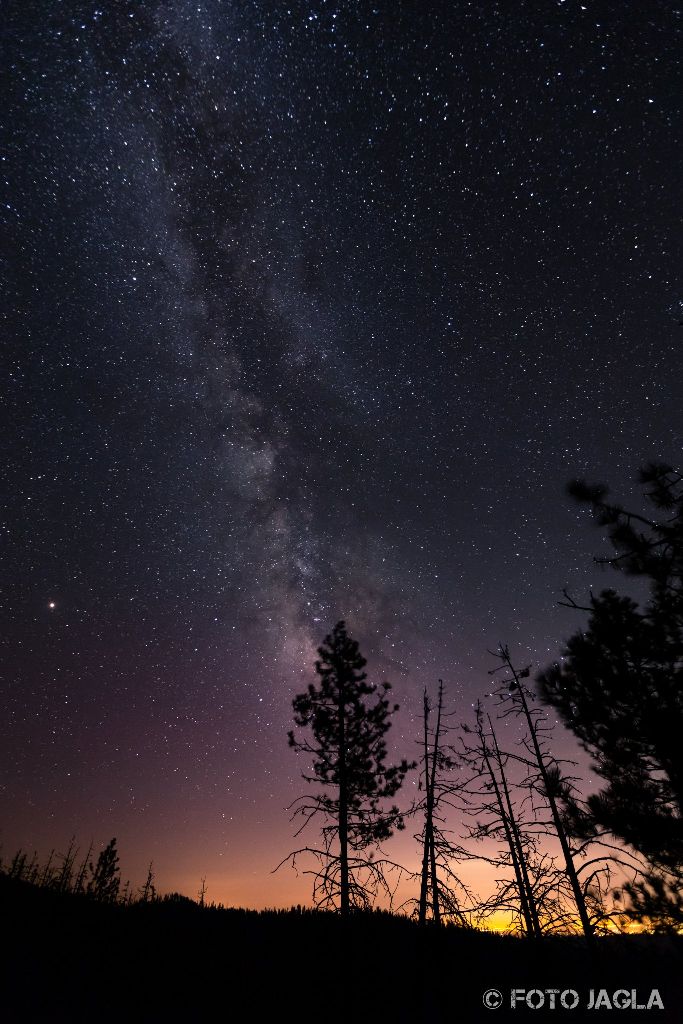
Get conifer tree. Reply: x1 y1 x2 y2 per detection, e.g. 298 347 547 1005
87 838 121 903
286 620 413 914
539 463 683 928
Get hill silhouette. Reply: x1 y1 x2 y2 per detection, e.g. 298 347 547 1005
2 874 682 1023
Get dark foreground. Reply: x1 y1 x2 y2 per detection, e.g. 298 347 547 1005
2 876 682 1023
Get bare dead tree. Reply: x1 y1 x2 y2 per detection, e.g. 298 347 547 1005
489 644 644 940
140 861 156 902
404 680 480 927
458 702 540 937
418 681 443 925
39 849 55 888
486 712 543 938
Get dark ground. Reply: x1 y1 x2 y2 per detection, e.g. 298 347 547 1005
2 875 682 1023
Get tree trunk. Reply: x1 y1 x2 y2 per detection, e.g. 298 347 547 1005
419 689 431 924
338 673 350 916
488 715 542 938
419 683 444 925
429 827 440 925
477 713 535 938
429 681 444 925
502 647 593 941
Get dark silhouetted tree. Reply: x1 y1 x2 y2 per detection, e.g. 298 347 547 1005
481 706 541 939
87 838 121 903
418 683 442 925
458 700 542 937
284 620 413 914
140 861 156 902
74 841 93 894
539 463 683 929
492 645 594 940
414 681 474 927
39 849 55 888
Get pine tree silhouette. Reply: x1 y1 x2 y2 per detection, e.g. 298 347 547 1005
539 463 683 928
87 838 121 903
285 620 413 914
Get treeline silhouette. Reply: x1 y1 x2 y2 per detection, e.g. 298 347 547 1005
2 836 160 906
2 867 681 1023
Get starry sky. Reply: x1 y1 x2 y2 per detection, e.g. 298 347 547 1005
2 0 680 907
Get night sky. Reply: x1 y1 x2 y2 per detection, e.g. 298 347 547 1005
2 1 680 907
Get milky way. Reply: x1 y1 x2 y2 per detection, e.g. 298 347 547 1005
2 1 680 904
